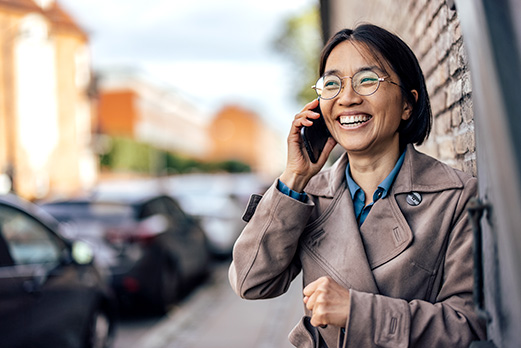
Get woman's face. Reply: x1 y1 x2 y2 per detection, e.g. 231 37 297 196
320 40 413 157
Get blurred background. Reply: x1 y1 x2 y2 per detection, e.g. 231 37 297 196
0 0 325 201
0 1 324 347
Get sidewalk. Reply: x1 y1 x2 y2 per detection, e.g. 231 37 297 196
135 261 304 348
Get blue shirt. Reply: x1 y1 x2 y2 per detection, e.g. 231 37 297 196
277 179 308 202
277 149 406 226
346 149 406 225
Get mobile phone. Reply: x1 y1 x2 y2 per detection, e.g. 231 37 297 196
300 103 331 163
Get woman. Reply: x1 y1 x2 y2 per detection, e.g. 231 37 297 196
229 24 486 347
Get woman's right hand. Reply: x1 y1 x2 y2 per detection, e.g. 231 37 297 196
279 99 337 193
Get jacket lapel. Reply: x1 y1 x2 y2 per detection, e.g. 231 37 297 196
393 144 463 195
358 144 465 269
358 194 413 269
304 154 379 294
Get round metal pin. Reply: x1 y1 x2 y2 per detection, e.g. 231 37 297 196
406 192 422 206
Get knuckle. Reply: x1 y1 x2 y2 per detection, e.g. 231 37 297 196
322 276 333 284
315 292 326 303
312 312 327 326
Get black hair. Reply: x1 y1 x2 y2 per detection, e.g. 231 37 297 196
319 24 432 146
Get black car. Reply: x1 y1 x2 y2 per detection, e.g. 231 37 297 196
40 192 210 314
0 194 117 348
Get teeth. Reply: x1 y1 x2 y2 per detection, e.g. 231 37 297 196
339 115 371 126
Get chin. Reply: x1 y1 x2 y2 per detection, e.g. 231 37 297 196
337 137 371 152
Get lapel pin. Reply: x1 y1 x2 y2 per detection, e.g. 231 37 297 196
406 192 422 206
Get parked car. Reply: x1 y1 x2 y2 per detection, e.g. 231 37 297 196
173 192 245 258
0 193 117 348
40 192 210 314
165 173 269 258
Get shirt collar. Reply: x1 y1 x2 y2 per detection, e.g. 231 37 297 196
346 148 407 200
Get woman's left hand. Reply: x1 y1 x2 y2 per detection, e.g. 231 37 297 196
303 276 351 328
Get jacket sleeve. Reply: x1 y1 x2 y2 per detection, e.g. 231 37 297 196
228 181 314 299
343 177 486 348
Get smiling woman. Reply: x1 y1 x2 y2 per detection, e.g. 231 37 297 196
229 23 487 348
318 41 414 159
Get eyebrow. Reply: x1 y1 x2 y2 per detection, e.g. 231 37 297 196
324 65 384 76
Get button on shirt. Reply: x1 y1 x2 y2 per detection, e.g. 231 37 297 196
346 149 406 226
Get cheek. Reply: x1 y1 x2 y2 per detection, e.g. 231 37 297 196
320 102 335 125
379 98 406 124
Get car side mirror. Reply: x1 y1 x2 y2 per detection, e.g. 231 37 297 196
71 241 94 265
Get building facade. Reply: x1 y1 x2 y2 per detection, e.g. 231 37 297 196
97 71 285 178
0 0 97 199
207 104 285 177
97 69 210 160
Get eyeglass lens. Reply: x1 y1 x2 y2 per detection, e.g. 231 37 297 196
315 70 381 99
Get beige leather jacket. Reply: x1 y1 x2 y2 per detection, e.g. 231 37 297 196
229 145 486 347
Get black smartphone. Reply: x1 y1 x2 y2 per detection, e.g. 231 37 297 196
300 103 331 163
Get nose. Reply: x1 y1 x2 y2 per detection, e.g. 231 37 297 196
337 78 363 106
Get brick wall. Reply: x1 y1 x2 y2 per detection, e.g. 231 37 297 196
327 0 476 175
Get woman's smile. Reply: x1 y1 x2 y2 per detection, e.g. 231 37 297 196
337 113 373 128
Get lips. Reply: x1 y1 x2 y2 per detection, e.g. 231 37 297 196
338 114 372 127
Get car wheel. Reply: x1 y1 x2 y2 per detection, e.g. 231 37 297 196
155 258 181 314
85 309 112 348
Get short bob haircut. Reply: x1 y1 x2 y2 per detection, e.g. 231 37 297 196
319 24 432 146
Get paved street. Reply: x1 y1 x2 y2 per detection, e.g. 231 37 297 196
114 261 304 348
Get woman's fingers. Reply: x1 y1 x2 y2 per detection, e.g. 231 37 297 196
280 99 330 192
302 276 351 328
316 137 338 164
292 101 321 129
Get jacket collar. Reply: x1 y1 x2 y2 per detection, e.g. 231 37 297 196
392 144 464 195
304 144 464 197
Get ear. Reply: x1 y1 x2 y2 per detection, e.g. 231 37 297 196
402 89 419 121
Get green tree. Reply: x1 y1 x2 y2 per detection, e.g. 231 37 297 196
99 136 251 175
273 5 323 104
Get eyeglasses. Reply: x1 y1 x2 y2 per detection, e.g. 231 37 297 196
312 70 402 99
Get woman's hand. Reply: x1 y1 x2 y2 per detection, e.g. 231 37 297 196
279 99 337 192
303 276 351 328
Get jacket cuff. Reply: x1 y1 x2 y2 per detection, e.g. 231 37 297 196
345 289 410 348
277 179 309 202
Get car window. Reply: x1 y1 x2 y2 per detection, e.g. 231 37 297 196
162 198 187 222
140 199 167 219
141 198 185 229
0 205 63 265
44 202 134 223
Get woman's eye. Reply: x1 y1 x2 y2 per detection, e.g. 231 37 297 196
324 80 340 89
359 77 378 85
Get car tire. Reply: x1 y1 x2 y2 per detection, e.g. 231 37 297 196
85 308 112 348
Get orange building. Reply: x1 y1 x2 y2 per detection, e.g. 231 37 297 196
207 105 285 177
0 0 97 199
97 70 210 159
98 90 135 137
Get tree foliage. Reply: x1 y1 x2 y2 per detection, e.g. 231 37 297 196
273 5 323 105
99 137 250 175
